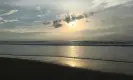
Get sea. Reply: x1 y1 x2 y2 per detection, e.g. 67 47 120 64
0 41 133 75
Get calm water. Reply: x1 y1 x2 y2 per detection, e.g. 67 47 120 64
0 45 133 75
0 45 133 61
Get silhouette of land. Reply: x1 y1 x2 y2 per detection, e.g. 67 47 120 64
0 41 133 46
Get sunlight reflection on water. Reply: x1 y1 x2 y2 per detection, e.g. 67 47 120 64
1 45 133 75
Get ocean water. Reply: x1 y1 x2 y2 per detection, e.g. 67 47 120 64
0 45 133 61
0 45 133 75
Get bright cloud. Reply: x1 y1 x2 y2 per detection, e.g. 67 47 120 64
0 10 18 16
10 0 58 7
92 0 132 8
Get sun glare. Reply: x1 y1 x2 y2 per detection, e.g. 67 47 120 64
67 21 77 32
58 18 87 33
69 21 76 27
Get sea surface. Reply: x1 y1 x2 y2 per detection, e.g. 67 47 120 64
0 44 133 61
0 44 133 75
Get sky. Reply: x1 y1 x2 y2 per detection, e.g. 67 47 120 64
0 0 133 41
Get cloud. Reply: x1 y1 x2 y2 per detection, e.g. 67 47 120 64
8 0 133 13
0 18 18 24
0 10 18 16
4 19 19 23
0 17 4 24
9 0 57 7
0 10 4 12
36 6 41 10
0 17 3 20
0 0 133 41
92 0 132 8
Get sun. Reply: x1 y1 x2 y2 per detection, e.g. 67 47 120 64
69 21 76 27
68 21 77 28
59 18 87 32
67 21 77 32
